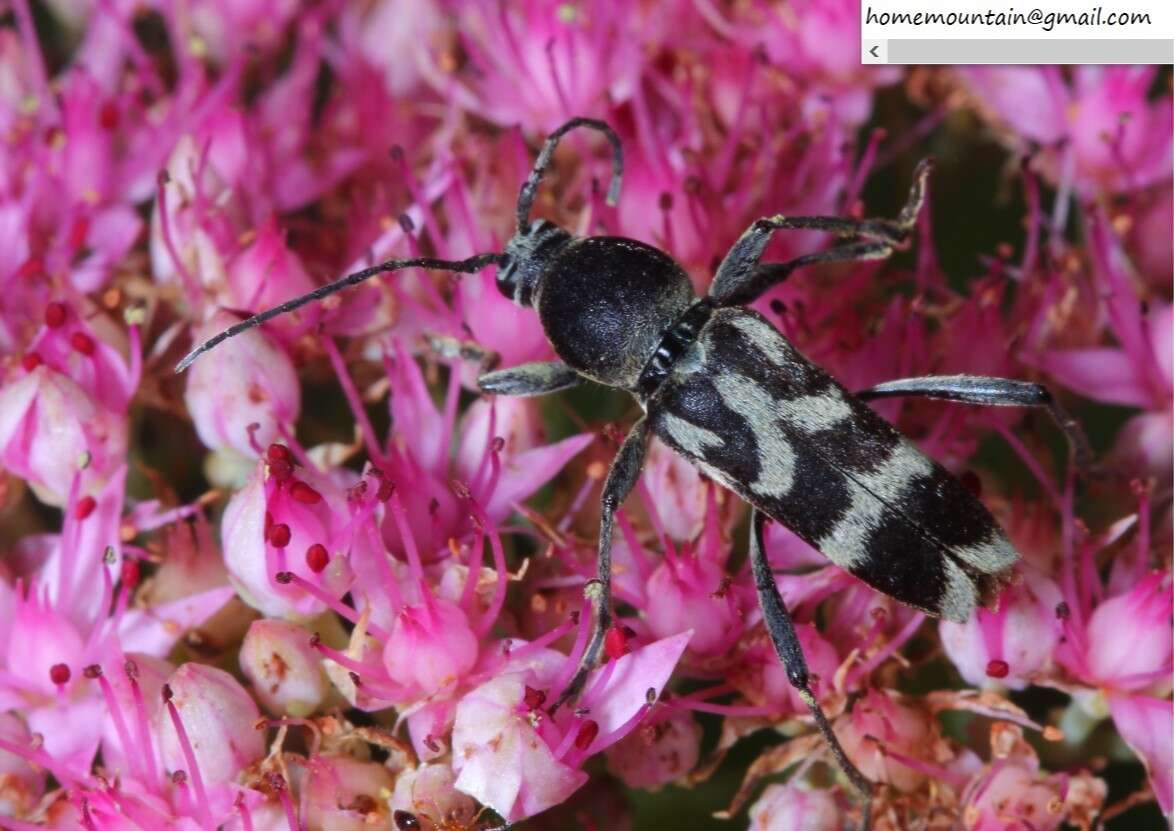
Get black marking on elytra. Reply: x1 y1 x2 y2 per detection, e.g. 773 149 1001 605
853 509 951 611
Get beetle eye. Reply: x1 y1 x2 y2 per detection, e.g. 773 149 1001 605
495 255 517 300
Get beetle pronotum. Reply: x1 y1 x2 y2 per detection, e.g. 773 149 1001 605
178 118 1089 829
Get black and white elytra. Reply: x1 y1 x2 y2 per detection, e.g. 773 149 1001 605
177 118 1090 829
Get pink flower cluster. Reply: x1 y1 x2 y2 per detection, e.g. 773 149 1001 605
0 2 1169 829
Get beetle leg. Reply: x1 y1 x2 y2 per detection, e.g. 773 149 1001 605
708 159 932 307
477 361 583 397
856 374 1093 471
749 509 875 828
552 417 649 711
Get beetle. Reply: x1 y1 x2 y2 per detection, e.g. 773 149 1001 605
178 118 1089 827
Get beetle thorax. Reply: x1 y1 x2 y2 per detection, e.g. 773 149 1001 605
531 236 697 389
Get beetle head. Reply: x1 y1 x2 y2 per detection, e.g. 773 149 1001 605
497 219 571 307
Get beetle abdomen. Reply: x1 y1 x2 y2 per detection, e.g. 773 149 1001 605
534 237 695 388
648 307 1017 623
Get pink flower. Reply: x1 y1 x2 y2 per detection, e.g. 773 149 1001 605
184 312 301 460
299 754 394 831
239 619 329 717
0 307 136 505
960 67 1172 195
604 710 701 791
640 439 715 543
382 594 480 698
1107 693 1173 814
834 690 933 792
183 0 301 66
451 632 691 821
961 760 1072 831
417 2 642 132
644 547 742 659
1078 571 1172 694
940 571 1065 690
220 451 354 619
390 763 477 830
0 711 45 817
733 623 841 715
748 783 842 831
155 664 265 786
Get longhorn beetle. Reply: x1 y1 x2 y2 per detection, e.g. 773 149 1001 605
178 118 1089 827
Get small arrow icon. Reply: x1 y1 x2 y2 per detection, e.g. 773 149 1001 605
869 44 879 58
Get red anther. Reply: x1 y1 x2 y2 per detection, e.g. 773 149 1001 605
305 543 329 573
266 443 292 464
960 470 983 499
124 659 139 679
985 659 1010 679
120 559 141 589
75 496 97 520
1055 601 1071 620
268 458 293 481
267 523 291 548
99 101 119 130
45 302 67 328
523 685 547 711
308 632 321 647
376 479 395 502
17 257 42 280
171 770 187 785
573 719 599 750
274 571 294 585
490 436 505 453
604 625 630 659
21 353 42 371
289 481 322 504
70 332 96 356
83 664 102 679
69 217 90 250
161 683 174 702
49 663 71 685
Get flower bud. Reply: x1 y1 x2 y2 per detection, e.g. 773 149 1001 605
241 619 329 716
644 553 741 657
940 572 1063 690
382 595 479 697
222 461 352 619
748 783 842 831
835 690 932 792
391 763 477 831
155 663 264 785
961 762 1067 831
1082 571 1172 691
0 369 126 506
639 440 710 542
605 711 701 790
0 712 45 817
300 754 394 831
184 311 300 459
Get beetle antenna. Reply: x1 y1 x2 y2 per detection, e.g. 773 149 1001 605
174 252 503 372
515 117 623 233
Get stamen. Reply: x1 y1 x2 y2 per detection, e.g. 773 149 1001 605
388 493 424 583
86 665 144 783
276 571 387 641
125 660 160 786
466 500 506 638
161 684 214 829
